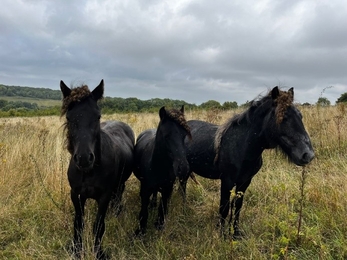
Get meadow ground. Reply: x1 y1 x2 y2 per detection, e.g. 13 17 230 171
0 105 346 259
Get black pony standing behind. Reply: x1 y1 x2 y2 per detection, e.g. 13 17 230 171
60 80 135 259
180 87 315 238
134 106 191 235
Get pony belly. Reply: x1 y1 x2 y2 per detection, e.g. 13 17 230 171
190 164 221 179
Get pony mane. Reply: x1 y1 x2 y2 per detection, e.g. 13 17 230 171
166 108 192 139
61 85 92 116
214 87 294 162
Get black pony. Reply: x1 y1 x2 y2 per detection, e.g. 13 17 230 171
134 106 191 235
60 80 134 259
180 87 314 238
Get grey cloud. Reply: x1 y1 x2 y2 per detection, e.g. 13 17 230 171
0 0 346 105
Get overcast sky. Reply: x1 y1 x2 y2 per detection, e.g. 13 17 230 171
0 0 346 105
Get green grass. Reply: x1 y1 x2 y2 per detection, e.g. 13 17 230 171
0 107 346 259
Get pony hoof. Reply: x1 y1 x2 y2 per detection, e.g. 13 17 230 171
134 228 145 237
114 204 123 217
149 201 157 209
232 229 244 240
154 221 165 230
66 242 82 259
96 249 109 260
215 221 221 229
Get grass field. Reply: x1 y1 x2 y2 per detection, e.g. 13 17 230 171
0 105 346 259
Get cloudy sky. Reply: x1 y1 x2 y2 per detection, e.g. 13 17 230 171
0 0 346 105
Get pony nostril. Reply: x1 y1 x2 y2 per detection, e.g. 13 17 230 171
73 153 94 168
88 153 94 162
73 154 79 164
302 152 314 163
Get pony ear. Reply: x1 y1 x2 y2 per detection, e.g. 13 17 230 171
159 106 166 120
271 86 280 100
60 80 71 98
180 105 184 114
288 87 294 98
92 79 104 101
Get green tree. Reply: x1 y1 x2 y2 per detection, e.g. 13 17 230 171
222 101 238 110
316 97 331 107
0 99 8 108
200 100 221 110
336 93 347 103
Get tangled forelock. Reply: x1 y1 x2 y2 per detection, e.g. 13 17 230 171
61 85 91 116
273 89 294 124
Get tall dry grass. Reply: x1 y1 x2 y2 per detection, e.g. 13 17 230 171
0 105 346 259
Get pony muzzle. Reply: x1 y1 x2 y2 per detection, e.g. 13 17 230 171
173 159 190 179
298 150 315 165
73 152 95 171
290 145 315 166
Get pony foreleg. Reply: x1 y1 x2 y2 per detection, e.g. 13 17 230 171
155 183 174 230
71 191 86 258
219 178 233 237
179 170 194 203
231 179 251 239
93 197 110 260
232 195 245 239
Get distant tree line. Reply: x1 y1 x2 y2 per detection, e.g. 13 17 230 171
1 83 347 117
0 99 39 111
100 97 238 113
0 95 238 117
0 84 238 116
100 97 195 113
0 99 59 117
0 84 61 100
0 96 238 117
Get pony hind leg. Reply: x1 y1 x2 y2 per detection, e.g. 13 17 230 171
134 185 151 236
70 191 86 258
149 191 158 209
110 182 126 216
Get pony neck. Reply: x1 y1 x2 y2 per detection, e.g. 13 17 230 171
151 135 172 170
219 97 280 159
93 130 102 165
246 107 277 151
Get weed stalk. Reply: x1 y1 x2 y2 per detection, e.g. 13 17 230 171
296 166 307 246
